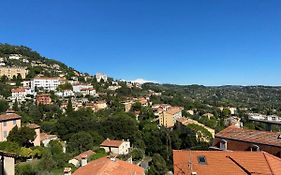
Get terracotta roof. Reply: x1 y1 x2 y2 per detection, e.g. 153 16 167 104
215 126 281 147
26 123 40 129
73 157 144 175
166 107 182 115
11 87 26 93
40 132 57 141
0 113 21 122
74 150 95 161
173 150 281 175
100 139 124 148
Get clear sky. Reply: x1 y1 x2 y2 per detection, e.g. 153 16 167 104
0 0 281 85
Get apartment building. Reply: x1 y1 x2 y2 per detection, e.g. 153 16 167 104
31 76 60 91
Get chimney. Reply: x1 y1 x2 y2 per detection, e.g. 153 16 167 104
64 167 71 175
81 154 88 167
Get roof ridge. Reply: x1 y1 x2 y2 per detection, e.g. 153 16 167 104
262 152 275 175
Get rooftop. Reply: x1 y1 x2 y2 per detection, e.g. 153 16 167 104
173 150 281 175
0 112 21 122
215 126 281 147
100 139 126 148
73 157 144 175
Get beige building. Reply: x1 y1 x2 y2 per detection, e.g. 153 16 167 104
0 67 28 79
159 107 182 128
0 111 21 142
100 139 130 155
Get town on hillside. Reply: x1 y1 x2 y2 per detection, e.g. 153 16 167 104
0 44 281 175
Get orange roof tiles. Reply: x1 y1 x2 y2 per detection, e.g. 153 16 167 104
100 139 124 148
26 123 40 129
11 87 26 93
0 113 21 122
166 107 182 115
73 157 144 175
173 150 281 175
74 150 95 161
215 126 281 147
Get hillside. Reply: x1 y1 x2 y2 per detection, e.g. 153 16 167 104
0 43 79 79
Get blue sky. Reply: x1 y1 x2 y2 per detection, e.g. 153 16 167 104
1 0 281 85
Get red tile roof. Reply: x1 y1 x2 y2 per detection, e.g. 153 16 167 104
74 150 95 161
100 139 124 148
0 113 21 122
173 150 281 175
73 157 144 175
215 126 281 147
26 123 40 129
11 87 26 93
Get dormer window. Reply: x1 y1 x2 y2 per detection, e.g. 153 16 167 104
220 139 227 150
251 144 260 152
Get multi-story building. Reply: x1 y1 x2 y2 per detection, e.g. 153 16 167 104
0 66 28 79
31 76 60 91
159 106 182 128
36 93 52 105
100 139 130 155
0 111 21 142
11 87 33 102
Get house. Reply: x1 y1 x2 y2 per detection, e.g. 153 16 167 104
55 90 74 97
96 72 108 83
173 150 281 175
68 150 95 167
26 123 41 146
100 139 130 155
122 101 134 112
0 111 21 142
11 87 32 102
80 88 97 96
40 132 59 147
72 157 144 175
36 93 52 105
31 76 60 91
212 125 281 157
0 66 28 79
159 106 182 128
95 101 107 111
0 152 16 175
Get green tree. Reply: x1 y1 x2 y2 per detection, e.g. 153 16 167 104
68 131 94 154
7 126 36 147
148 154 167 175
0 100 9 113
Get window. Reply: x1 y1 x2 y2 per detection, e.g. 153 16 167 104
220 139 227 150
197 156 207 165
3 122 7 127
3 131 7 138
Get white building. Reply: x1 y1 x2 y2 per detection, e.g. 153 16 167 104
55 90 75 97
100 139 130 155
80 88 97 96
73 84 93 93
11 87 33 102
96 73 108 83
31 76 60 91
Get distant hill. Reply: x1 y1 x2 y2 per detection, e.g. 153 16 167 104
0 43 79 79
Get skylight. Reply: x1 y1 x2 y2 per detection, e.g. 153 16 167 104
198 156 207 165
